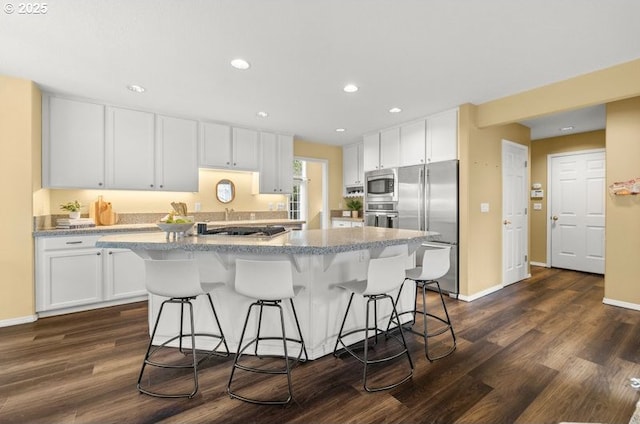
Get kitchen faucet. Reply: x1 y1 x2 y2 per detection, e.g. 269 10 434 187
224 207 234 221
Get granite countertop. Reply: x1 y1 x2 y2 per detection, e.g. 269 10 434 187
33 219 306 237
95 227 436 255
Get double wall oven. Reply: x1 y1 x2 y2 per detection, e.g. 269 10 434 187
364 168 398 228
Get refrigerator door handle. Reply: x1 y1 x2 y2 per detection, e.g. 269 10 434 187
419 167 425 231
425 167 431 231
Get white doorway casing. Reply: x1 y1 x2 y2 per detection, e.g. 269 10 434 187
547 149 605 274
502 140 529 286
294 157 329 229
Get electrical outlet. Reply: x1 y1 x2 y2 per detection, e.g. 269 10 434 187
194 202 201 212
268 203 274 211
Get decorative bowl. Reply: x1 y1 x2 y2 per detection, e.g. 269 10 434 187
156 222 194 234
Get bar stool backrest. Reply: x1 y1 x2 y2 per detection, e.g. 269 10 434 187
144 259 202 298
416 245 451 281
234 259 295 300
363 254 407 295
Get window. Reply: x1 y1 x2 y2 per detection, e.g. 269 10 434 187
289 160 306 222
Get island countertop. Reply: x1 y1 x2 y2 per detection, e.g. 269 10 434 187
95 227 436 255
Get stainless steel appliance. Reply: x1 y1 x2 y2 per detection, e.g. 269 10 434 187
364 202 398 228
365 168 397 202
395 160 459 294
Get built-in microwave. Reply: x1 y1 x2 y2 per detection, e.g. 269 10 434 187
365 168 397 202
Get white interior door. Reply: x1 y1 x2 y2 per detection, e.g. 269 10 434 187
502 140 528 286
549 150 605 274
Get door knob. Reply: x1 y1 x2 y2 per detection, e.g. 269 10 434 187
503 220 511 225
551 216 559 221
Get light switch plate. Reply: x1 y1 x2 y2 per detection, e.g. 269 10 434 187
480 203 490 213
533 203 542 210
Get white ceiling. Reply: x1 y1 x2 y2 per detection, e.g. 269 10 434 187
2 0 639 145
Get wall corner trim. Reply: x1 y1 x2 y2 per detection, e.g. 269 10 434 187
602 297 640 312
457 283 503 302
0 314 38 328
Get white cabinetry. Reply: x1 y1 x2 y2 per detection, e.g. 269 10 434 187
400 120 426 166
155 115 199 191
42 95 105 189
231 127 259 170
332 219 364 228
200 123 259 171
105 106 155 190
426 108 458 163
36 235 146 315
363 129 400 172
343 142 364 192
258 132 293 193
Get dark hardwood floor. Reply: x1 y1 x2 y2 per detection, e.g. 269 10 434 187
1 266 639 423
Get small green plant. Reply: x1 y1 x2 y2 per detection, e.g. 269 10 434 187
346 198 362 211
60 200 81 212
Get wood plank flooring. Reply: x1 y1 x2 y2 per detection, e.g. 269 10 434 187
1 266 639 423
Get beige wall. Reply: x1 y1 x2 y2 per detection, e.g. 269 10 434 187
306 161 323 229
529 130 606 263
48 169 288 216
294 139 343 210
604 97 640 305
458 104 531 297
0 75 40 322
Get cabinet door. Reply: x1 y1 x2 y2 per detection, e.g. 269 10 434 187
104 249 146 300
155 115 199 191
105 106 155 190
379 127 400 169
43 95 105 188
40 249 103 311
277 134 294 194
200 122 232 168
400 120 426 166
363 133 380 172
332 219 351 228
232 127 259 170
427 108 458 163
343 142 363 187
351 221 364 227
258 132 278 193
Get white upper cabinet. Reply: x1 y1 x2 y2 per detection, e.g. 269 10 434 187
155 115 199 191
363 129 400 172
379 127 400 169
42 95 105 189
258 132 293 193
231 127 259 171
343 141 364 188
362 132 380 172
199 121 232 169
105 106 155 190
426 108 458 163
400 120 426 166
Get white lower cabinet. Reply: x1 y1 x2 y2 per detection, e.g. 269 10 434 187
331 219 364 228
36 235 146 315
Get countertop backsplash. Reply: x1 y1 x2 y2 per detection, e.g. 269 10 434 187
34 211 289 231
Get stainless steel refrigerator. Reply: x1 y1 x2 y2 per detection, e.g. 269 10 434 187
396 160 459 294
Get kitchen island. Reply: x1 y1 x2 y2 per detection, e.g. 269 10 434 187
97 227 435 359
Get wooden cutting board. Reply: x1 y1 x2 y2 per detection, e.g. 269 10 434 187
99 202 116 226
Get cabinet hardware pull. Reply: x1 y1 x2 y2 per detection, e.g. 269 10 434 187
97 252 101 256
150 184 154 188
66 241 83 244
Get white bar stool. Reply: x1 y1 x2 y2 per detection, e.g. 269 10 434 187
227 259 308 405
388 245 456 361
137 258 229 398
333 253 414 392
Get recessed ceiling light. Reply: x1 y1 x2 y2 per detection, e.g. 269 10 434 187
231 58 250 70
343 84 358 93
256 111 269 118
389 107 402 113
335 128 346 132
560 126 575 131
127 84 145 93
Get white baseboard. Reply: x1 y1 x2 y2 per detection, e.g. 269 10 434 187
37 295 148 319
0 314 38 328
530 261 548 267
603 297 640 311
457 283 503 302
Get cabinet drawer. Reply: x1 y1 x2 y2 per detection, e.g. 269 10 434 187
40 235 102 250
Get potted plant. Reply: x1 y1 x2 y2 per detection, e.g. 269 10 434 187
346 198 362 218
60 200 82 219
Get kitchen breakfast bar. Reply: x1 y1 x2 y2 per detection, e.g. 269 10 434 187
96 226 435 360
